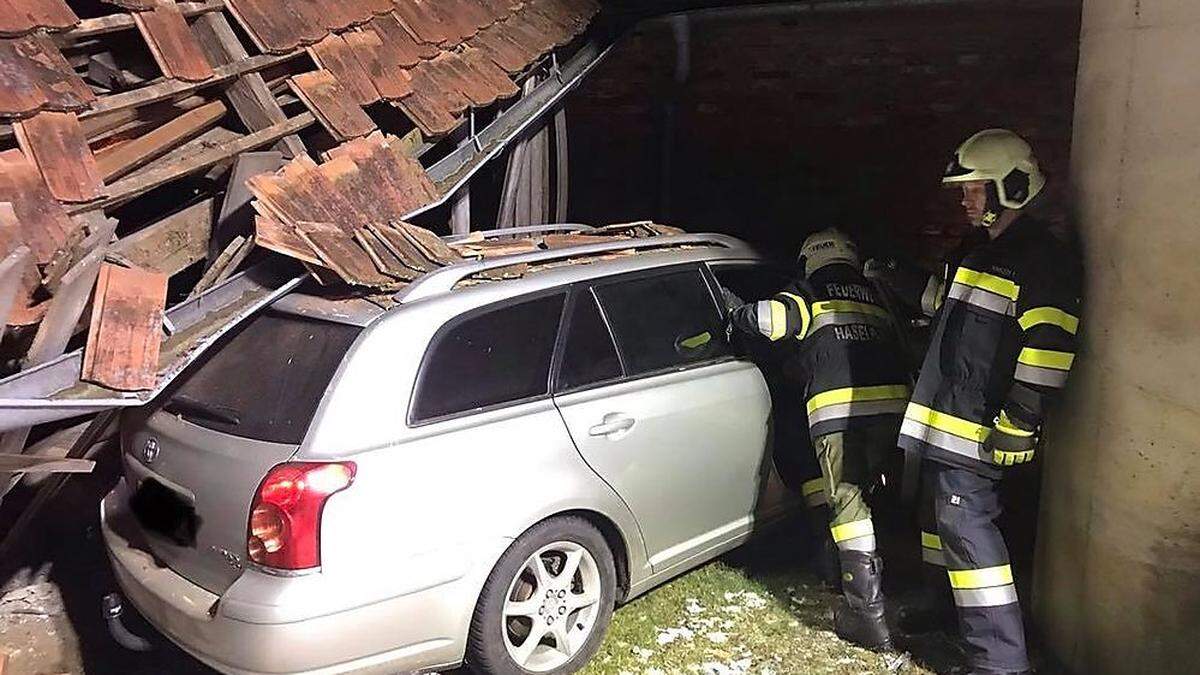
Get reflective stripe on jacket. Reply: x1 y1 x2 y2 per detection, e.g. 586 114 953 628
733 264 910 437
898 216 1082 477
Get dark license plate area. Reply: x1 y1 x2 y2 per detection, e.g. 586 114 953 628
130 479 199 547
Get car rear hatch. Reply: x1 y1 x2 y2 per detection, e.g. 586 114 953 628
120 306 363 595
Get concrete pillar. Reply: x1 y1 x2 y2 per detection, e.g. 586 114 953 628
1033 2 1200 673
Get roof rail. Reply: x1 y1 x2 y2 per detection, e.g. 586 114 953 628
443 223 595 244
397 233 751 302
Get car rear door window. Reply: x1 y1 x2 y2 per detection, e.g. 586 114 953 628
555 291 623 392
593 268 730 376
412 293 566 423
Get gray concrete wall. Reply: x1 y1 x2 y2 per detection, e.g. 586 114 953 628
1033 1 1200 672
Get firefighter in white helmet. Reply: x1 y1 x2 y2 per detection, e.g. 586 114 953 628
870 129 1083 674
729 228 910 651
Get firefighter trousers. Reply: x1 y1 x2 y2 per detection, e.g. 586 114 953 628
919 462 1029 672
813 423 897 553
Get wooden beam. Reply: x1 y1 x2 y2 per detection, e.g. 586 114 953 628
94 100 228 181
112 199 215 276
80 52 303 122
55 0 226 44
0 455 95 474
191 12 306 158
72 112 315 213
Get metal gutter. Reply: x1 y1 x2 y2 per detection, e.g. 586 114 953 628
0 265 303 433
411 36 617 219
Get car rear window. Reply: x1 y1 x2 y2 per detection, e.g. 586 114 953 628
155 310 362 444
411 293 566 423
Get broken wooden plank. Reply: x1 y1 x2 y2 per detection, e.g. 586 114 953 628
295 220 392 287
80 52 302 122
13 111 105 203
55 0 223 44
94 99 227 181
0 149 77 264
75 112 316 212
307 34 380 107
114 198 214 275
290 70 377 141
22 216 119 370
191 11 305 158
132 0 215 83
189 234 248 298
81 262 168 391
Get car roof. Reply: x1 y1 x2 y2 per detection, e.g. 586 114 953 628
273 225 763 327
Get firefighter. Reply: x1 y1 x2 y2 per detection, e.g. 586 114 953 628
871 129 1082 674
729 228 910 651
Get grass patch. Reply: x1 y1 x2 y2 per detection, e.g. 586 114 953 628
582 525 944 675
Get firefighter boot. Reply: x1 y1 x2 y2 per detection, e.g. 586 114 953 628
896 564 957 635
813 531 843 592
833 551 893 651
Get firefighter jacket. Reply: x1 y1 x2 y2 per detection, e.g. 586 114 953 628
897 215 1083 478
731 263 910 438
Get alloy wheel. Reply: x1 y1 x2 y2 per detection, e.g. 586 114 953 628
500 540 603 672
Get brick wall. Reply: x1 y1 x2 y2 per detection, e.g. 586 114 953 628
565 2 1082 267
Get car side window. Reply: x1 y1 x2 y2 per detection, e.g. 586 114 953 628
411 293 566 423
556 290 624 392
593 267 730 376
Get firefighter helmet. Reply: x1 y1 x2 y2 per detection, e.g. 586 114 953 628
800 228 860 277
942 129 1045 211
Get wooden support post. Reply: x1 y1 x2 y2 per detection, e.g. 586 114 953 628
191 12 306 159
554 108 569 222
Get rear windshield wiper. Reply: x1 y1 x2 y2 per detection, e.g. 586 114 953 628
162 395 242 426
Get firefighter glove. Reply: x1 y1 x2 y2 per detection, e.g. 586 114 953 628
985 411 1037 466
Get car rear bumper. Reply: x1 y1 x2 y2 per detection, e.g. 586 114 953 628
100 479 467 675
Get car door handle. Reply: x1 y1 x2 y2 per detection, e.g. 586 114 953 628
588 414 635 437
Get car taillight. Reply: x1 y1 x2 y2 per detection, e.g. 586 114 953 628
247 462 355 571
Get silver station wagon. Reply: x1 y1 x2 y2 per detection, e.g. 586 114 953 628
101 225 804 675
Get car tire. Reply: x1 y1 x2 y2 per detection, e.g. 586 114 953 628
466 516 617 675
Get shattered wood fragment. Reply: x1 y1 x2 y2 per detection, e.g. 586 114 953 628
0 149 77 264
13 111 104 203
307 34 380 106
94 100 227 181
254 215 323 266
342 29 412 101
81 262 168 391
294 220 392 287
133 0 216 82
290 70 377 141
189 234 251 298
